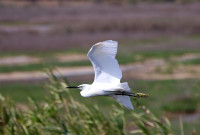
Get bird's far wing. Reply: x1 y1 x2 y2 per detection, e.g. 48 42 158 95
111 95 134 110
87 40 122 84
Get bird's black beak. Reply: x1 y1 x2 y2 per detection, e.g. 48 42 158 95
66 86 80 89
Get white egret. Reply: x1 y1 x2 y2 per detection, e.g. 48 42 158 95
67 40 147 110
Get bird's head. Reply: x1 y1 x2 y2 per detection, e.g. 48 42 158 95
66 84 90 90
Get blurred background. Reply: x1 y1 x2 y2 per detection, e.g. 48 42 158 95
0 0 200 134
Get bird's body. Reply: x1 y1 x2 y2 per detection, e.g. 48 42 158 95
67 40 135 110
80 82 129 97
80 83 119 97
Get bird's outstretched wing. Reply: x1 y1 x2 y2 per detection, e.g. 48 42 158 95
87 40 122 84
111 95 134 110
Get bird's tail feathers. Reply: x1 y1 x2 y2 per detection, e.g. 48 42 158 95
119 82 130 92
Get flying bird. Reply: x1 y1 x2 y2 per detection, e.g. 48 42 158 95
67 40 147 110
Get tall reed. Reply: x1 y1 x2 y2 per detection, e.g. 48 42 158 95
0 70 173 135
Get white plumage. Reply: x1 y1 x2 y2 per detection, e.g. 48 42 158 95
87 40 121 84
67 40 134 110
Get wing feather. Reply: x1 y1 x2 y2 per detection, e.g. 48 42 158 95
87 40 122 84
111 95 134 110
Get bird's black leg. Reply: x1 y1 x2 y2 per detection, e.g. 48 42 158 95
115 91 137 97
115 91 148 98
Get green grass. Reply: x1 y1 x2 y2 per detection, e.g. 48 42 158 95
1 51 200 73
121 37 173 46
0 83 45 102
118 51 200 64
162 96 199 113
130 79 200 135
181 58 200 65
128 79 200 115
0 60 91 73
0 63 47 73
0 49 87 58
172 118 200 135
188 34 200 40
